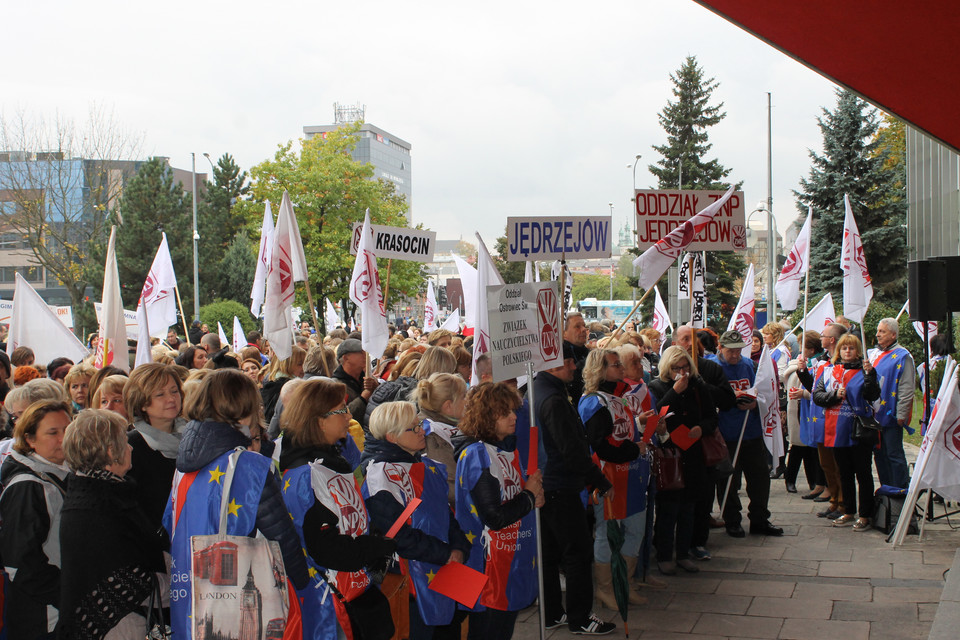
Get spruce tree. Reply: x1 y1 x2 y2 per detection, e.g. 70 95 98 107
642 55 745 326
112 157 193 308
793 90 906 306
198 153 250 299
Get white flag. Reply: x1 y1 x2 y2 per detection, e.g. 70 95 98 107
264 191 309 361
424 280 440 331
217 322 229 348
452 255 478 334
803 292 837 332
472 233 505 385
134 233 179 367
775 206 812 311
250 200 275 318
324 297 340 332
913 320 938 343
754 344 785 460
652 286 672 335
635 186 735 290
840 194 873 323
349 210 389 359
678 252 706 328
94 227 129 372
232 316 244 353
727 264 756 358
550 260 573 313
7 274 88 366
524 261 533 284
441 308 461 333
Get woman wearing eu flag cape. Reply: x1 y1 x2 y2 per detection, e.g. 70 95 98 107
454 382 543 640
163 369 309 640
279 378 397 640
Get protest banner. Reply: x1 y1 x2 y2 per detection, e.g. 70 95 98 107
634 189 746 251
350 222 437 262
485 281 563 381
94 302 139 340
505 216 612 261
0 301 73 329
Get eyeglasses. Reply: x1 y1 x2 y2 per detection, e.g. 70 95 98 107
322 407 350 418
403 420 425 435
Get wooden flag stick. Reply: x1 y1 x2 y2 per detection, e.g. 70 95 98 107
174 287 191 345
611 286 656 338
302 281 322 338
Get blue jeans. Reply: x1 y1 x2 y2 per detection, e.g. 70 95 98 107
593 504 645 562
874 425 910 489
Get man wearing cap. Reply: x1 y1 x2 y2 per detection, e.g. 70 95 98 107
715 330 783 537
535 343 616 636
332 338 377 423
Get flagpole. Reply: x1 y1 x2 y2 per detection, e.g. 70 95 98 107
800 259 811 356
174 287 191 345
527 361 546 640
558 257 566 340
719 412 750 516
612 287 656 338
301 282 322 338
895 299 909 321
382 259 393 313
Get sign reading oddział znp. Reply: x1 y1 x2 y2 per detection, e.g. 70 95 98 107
505 216 612 261
350 223 436 262
634 189 747 252
486 281 563 381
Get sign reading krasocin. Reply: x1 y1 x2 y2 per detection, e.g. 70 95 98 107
505 216 612 261
634 189 747 252
350 223 436 262
486 281 563 381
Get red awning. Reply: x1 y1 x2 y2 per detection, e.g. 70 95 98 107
692 1 960 153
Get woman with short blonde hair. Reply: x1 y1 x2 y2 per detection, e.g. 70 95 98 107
90 374 129 420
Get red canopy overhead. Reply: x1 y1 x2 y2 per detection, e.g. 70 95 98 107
692 1 960 153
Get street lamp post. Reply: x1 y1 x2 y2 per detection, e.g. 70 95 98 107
190 153 199 322
608 202 614 299
747 202 778 322
627 155 642 303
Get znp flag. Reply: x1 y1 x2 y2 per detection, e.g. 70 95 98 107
350 209 390 359
775 206 811 311
840 194 873 323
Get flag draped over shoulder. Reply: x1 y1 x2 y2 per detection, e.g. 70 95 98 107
727 263 755 358
652 286 671 335
840 195 873 323
634 186 735 290
350 210 389 360
775 206 812 311
424 280 440 331
95 226 129 372
250 200 275 318
754 344 785 460
471 233 505 385
7 274 88 365
264 191 309 361
134 233 179 367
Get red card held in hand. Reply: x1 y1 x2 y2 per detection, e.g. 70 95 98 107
427 562 488 608
385 498 422 538
670 424 699 450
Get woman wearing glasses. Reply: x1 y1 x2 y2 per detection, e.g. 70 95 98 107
363 401 471 640
279 378 397 640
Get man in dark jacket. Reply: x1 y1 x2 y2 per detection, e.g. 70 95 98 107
563 312 590 401
331 338 377 424
535 345 616 636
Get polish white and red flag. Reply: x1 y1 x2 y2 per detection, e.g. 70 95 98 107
727 263 756 358
803 293 836 332
633 186 735 290
250 200 275 318
350 209 389 359
754 344 786 460
840 194 873 323
471 233 505 385
775 206 812 311
424 280 440 331
134 233 179 367
264 191 309 361
95 226 129 372
652 286 672 335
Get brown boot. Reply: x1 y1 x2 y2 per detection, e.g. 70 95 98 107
594 563 619 609
623 557 650 603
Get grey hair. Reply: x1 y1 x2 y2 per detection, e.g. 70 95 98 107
878 317 899 338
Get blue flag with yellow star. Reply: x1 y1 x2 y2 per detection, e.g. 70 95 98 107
363 459 457 625
163 449 274 640
455 442 537 612
871 346 914 433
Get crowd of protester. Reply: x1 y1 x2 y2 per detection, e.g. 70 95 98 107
0 310 918 639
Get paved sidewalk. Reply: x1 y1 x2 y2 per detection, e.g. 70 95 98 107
515 444 959 639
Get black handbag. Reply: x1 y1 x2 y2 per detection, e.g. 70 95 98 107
325 574 396 640
853 414 881 442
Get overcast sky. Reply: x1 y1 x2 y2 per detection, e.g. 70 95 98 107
5 0 847 250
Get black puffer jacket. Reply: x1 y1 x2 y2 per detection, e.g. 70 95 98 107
363 376 417 429
176 419 309 589
362 440 470 566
